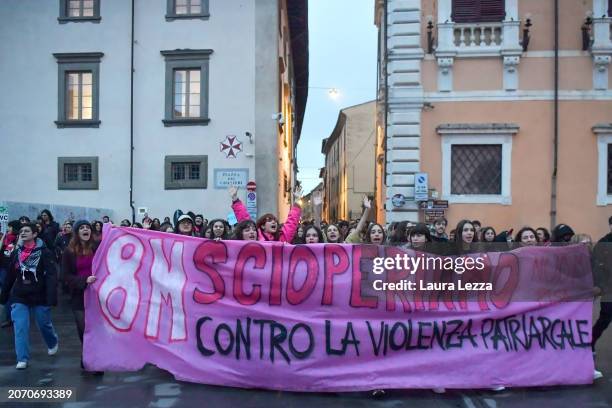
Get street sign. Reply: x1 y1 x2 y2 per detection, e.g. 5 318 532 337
214 169 249 189
391 194 406 208
424 209 445 223
246 191 257 220
419 200 449 210
414 172 429 201
246 181 257 192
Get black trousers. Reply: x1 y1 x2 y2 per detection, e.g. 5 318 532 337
593 301 612 348
73 310 85 344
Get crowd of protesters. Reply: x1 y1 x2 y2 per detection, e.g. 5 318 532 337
0 188 609 393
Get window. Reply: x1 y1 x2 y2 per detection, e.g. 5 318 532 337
58 157 99 190
451 145 502 194
452 0 505 23
437 123 518 204
594 124 612 205
173 69 200 118
58 0 101 23
172 162 200 181
166 0 209 21
165 156 208 189
53 53 103 128
66 72 93 120
161 50 212 127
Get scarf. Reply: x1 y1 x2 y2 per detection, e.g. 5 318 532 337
16 238 44 283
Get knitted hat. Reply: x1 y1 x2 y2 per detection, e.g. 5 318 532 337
73 220 92 233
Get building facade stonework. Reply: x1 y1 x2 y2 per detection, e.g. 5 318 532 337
0 0 308 222
321 101 376 222
376 0 612 238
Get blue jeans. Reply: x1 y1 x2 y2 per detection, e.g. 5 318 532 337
10 303 58 363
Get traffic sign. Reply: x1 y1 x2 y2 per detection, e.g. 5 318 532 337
414 173 429 201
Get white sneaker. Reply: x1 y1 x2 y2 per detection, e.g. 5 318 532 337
432 388 446 394
491 386 506 392
594 370 603 380
16 361 27 369
48 342 58 355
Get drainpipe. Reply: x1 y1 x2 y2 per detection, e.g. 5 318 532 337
383 0 389 222
550 0 559 230
129 0 136 223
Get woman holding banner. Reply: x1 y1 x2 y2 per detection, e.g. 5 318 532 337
62 220 102 375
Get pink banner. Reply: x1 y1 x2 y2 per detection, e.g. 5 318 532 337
84 224 595 391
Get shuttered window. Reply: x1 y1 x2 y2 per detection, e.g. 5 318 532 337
452 0 505 23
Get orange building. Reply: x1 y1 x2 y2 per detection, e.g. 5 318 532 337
375 0 612 238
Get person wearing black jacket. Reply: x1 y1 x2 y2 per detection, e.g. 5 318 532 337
593 217 612 353
62 220 101 374
54 221 72 263
0 223 59 370
39 209 60 253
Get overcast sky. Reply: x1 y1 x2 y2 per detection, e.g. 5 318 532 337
297 0 378 193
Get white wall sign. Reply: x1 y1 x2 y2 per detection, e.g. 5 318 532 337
414 172 429 201
214 169 249 189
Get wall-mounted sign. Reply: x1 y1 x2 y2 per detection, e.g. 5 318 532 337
246 190 257 220
391 194 406 208
424 209 445 223
414 172 429 201
0 206 8 222
220 135 243 159
214 169 249 189
419 200 449 210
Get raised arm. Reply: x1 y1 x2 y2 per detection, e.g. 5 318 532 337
280 186 303 242
355 196 372 234
229 185 252 222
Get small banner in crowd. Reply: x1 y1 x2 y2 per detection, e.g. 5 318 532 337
84 224 594 391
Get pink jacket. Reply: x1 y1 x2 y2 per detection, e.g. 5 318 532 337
231 199 301 243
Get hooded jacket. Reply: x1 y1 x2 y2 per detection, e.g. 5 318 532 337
0 238 58 306
231 199 301 242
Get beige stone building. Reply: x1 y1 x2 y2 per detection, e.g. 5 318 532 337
321 101 376 222
375 0 612 238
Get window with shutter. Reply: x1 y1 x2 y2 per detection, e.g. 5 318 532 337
452 0 505 23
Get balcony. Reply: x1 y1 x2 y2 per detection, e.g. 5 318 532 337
453 22 503 54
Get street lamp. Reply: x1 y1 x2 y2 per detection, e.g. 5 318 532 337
328 88 340 99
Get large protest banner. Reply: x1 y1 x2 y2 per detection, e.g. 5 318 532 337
84 224 595 391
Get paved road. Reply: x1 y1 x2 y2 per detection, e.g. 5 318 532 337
0 296 610 408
